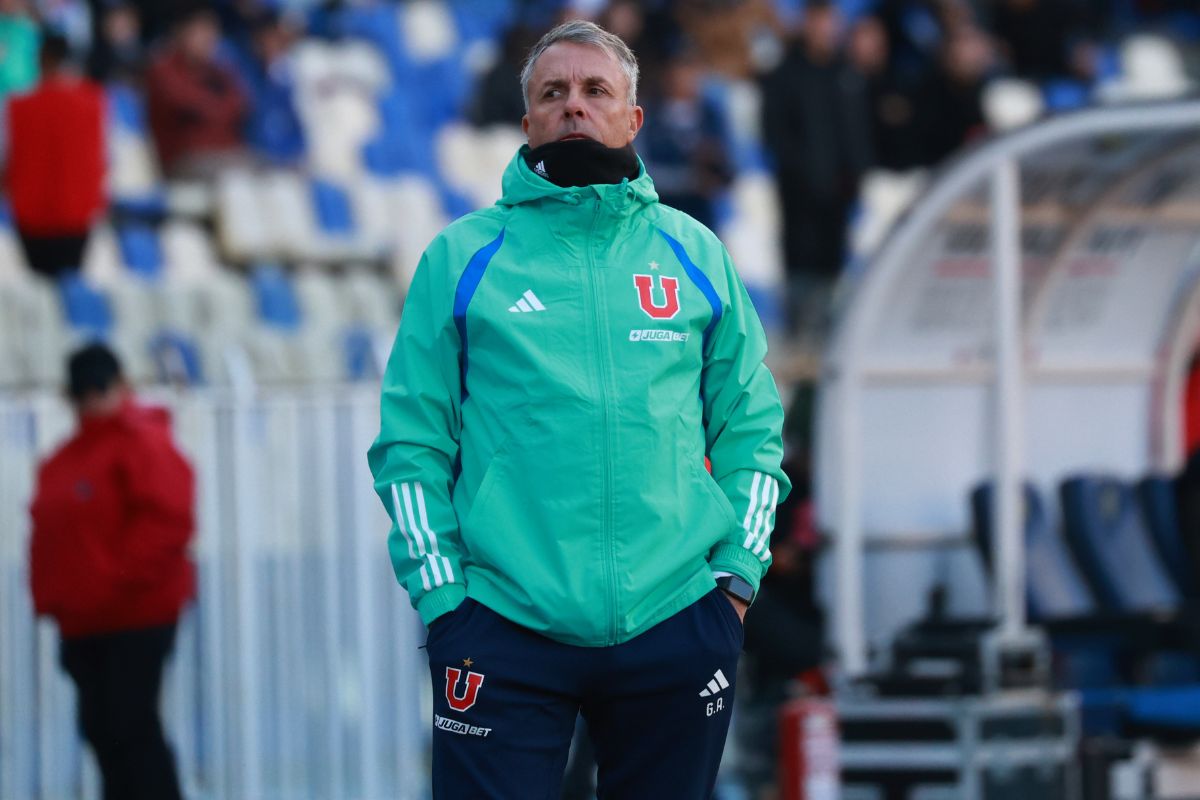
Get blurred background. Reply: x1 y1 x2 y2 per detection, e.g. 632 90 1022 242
2 0 1200 798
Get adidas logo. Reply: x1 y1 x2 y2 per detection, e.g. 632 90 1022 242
698 669 730 698
508 290 546 313
534 160 548 177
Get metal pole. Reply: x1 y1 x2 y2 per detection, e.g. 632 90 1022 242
990 159 1027 638
835 376 867 677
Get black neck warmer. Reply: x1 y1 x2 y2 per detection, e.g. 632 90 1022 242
523 139 639 187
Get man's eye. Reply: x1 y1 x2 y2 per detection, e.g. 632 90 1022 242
545 89 562 98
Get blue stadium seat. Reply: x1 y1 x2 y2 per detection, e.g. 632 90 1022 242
343 326 378 381
1060 476 1181 614
1043 79 1090 112
971 482 1096 620
150 331 204 385
116 223 163 278
107 83 147 134
251 264 302 331
1138 475 1198 598
309 179 356 237
449 0 515 43
58 275 112 338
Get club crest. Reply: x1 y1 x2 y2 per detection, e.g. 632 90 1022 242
633 274 680 320
444 666 485 712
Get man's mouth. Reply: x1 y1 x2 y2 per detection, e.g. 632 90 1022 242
558 133 593 141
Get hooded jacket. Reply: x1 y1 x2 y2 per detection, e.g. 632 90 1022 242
29 401 196 638
368 148 789 647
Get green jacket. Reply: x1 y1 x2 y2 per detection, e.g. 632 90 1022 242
368 148 789 647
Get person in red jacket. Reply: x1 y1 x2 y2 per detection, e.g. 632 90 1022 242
145 4 249 179
5 31 106 279
29 343 194 800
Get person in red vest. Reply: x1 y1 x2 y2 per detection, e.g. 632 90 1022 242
29 343 195 800
5 31 106 279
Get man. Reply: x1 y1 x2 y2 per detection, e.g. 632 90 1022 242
369 20 788 798
29 343 194 800
5 31 106 279
145 4 248 178
761 0 872 337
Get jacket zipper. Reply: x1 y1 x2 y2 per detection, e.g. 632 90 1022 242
584 196 619 645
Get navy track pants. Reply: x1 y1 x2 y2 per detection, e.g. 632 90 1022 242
425 589 743 799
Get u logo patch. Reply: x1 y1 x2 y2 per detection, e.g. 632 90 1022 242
445 667 485 712
634 274 681 320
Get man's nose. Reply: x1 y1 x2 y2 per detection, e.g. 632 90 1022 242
563 90 586 116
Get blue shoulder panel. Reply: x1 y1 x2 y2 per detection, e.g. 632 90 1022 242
453 228 506 399
657 228 723 343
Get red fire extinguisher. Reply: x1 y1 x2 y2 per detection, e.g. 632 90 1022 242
778 697 840 800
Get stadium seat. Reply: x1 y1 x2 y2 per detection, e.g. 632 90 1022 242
401 0 459 64
116 223 164 278
1060 476 1181 615
215 169 274 262
983 79 1044 132
970 482 1096 620
1138 475 1199 598
59 274 113 338
251 264 302 332
309 179 356 237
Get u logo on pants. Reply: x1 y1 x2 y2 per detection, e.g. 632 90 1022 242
425 590 743 799
445 666 486 711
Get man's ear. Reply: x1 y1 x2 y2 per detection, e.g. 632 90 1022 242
627 105 644 143
522 115 530 137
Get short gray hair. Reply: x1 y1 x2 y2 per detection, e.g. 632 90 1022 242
520 20 640 111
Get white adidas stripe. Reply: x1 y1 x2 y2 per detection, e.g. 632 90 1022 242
522 290 546 310
391 483 418 559
394 481 455 589
414 482 454 583
741 472 763 549
751 478 780 557
714 669 730 689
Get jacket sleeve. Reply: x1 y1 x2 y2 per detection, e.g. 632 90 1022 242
116 426 196 588
701 246 791 595
367 248 467 626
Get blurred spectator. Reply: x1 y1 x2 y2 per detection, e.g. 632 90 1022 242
29 342 195 800
86 1 145 84
240 8 304 165
848 14 923 171
761 0 871 335
638 48 733 231
992 0 1086 80
468 22 537 128
0 0 41 99
875 0 943 79
5 31 106 279
85 0 171 49
146 4 250 179
917 21 993 164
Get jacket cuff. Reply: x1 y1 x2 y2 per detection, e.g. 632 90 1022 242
416 584 467 626
709 543 766 595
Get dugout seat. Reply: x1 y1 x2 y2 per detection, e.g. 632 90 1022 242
970 481 1096 621
1060 476 1181 615
1137 475 1199 599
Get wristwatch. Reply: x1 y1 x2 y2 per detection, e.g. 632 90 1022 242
715 574 755 605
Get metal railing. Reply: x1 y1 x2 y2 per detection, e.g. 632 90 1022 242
0 386 427 800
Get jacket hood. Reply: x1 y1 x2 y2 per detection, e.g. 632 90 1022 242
497 144 659 210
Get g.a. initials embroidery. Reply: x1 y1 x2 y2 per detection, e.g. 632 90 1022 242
633 274 680 320
445 667 485 712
